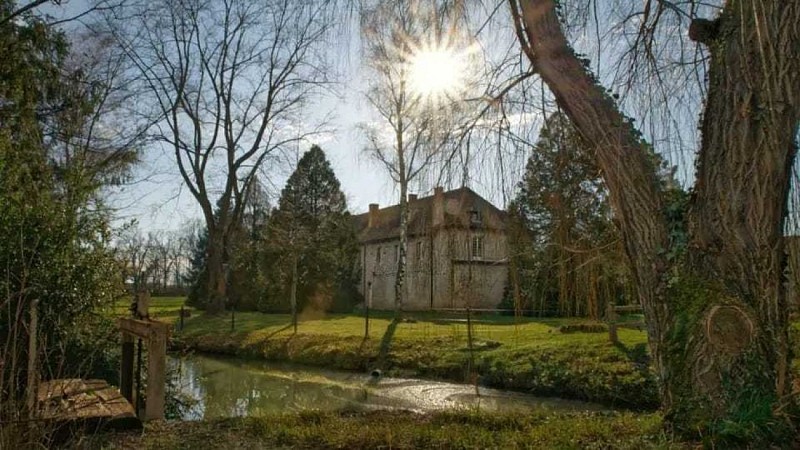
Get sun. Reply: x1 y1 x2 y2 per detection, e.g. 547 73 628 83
407 43 468 103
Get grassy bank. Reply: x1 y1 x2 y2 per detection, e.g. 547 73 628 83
103 409 679 449
160 303 657 409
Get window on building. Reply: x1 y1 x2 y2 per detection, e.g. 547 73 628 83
471 236 484 259
469 209 482 224
416 241 423 262
376 246 381 265
394 244 400 264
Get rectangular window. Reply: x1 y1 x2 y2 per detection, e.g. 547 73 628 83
376 246 381 265
471 236 483 259
416 241 423 262
394 244 400 264
470 209 482 224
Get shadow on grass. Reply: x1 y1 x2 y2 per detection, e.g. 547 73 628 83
265 324 294 340
612 340 650 368
376 318 400 369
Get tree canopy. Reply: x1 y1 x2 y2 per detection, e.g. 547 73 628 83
266 146 359 314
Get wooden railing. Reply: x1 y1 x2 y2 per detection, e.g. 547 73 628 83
605 303 644 343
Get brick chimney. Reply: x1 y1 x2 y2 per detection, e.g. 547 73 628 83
432 187 444 226
368 203 379 227
408 193 417 202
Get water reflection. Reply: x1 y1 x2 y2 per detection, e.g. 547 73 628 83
170 355 606 420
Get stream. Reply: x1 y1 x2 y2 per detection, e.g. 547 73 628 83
169 354 607 420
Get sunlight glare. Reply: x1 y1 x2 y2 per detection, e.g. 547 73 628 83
407 45 467 102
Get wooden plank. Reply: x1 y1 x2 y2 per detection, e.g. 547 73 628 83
120 337 134 403
118 318 152 339
119 318 170 340
145 328 167 421
37 379 140 430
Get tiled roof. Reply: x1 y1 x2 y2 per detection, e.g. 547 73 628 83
352 187 507 243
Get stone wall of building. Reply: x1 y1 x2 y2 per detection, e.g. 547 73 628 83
358 229 507 311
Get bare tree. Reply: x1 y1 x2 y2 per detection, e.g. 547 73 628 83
109 0 335 312
505 0 800 439
360 1 465 314
116 226 154 292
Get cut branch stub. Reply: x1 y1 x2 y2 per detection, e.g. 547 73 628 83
691 304 756 411
704 305 754 357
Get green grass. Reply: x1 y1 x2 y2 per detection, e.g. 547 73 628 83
171 305 657 408
102 409 682 449
122 298 799 410
111 296 192 324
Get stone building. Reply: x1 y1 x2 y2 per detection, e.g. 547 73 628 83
353 187 508 311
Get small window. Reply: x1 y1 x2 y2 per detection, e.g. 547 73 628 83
416 241 423 262
470 209 482 224
471 236 483 259
376 246 381 265
394 244 400 264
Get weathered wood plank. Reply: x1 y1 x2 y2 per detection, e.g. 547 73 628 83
37 379 140 430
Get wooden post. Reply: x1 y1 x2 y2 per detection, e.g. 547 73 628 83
135 338 143 413
365 281 372 339
145 322 168 421
291 254 298 334
607 303 618 343
26 298 38 417
120 333 134 403
466 306 474 374
119 318 169 421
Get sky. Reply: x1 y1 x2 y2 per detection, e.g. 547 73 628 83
37 0 729 236
41 1 529 235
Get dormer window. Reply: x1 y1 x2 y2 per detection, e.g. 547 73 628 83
470 209 482 224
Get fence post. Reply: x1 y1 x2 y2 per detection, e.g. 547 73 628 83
607 302 618 344
120 333 134 403
144 323 167 421
26 299 39 417
466 306 474 375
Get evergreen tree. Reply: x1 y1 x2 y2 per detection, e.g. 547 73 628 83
228 180 271 311
265 145 360 315
184 226 208 308
509 112 630 318
1 2 135 423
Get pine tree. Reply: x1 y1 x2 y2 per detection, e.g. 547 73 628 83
228 180 271 311
266 145 359 317
510 112 629 318
184 227 208 308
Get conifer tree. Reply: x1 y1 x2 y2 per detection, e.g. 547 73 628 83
511 112 627 318
266 145 359 319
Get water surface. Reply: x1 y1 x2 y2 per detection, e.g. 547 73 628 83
170 354 606 420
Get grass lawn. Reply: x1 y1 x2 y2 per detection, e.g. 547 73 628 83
147 298 657 409
102 409 680 450
111 296 193 324
101 298 800 448
119 298 800 410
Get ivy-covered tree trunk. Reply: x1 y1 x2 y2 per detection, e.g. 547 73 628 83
512 0 800 440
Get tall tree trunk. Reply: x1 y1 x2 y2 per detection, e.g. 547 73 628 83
512 0 800 439
667 1 799 433
205 229 227 314
291 253 298 334
395 187 408 315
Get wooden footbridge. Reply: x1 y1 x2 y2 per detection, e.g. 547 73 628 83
36 314 169 433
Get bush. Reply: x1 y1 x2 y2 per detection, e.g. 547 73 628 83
558 323 608 333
